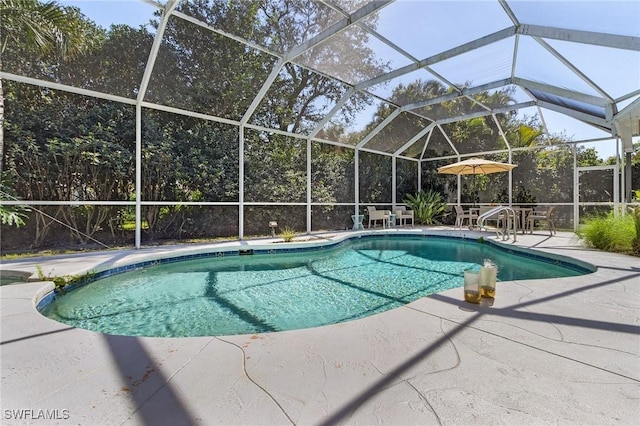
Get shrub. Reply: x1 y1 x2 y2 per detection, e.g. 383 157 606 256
579 210 636 255
403 190 447 225
35 265 96 294
632 207 640 255
280 227 296 242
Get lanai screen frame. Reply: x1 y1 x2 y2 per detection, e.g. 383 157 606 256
1 0 639 249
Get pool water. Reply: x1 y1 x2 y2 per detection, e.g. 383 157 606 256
0 277 21 286
41 237 588 337
0 274 28 286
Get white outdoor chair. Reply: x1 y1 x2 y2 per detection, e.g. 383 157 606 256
367 206 391 228
394 206 414 226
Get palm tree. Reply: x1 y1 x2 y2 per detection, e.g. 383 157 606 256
1 0 89 172
0 0 89 225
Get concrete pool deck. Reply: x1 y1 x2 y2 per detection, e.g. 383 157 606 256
1 228 638 425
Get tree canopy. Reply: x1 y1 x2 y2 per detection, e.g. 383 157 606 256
1 0 635 252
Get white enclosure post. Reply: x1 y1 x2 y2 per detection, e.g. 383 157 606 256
307 138 312 233
573 143 579 231
392 156 397 208
135 105 142 249
239 126 245 240
354 149 360 217
508 150 513 205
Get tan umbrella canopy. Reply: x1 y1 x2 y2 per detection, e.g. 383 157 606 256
437 157 517 175
438 157 517 205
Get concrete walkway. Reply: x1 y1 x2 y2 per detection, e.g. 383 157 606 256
1 229 638 425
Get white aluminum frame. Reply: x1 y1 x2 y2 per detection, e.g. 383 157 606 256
2 0 638 249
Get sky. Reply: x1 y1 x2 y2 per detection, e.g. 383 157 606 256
59 0 639 159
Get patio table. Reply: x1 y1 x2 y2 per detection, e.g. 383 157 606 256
512 207 532 233
351 214 364 230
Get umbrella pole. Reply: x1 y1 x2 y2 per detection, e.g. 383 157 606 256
473 174 476 207
472 166 478 207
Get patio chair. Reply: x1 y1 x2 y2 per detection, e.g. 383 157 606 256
526 206 556 235
394 206 414 226
367 206 391 228
454 205 477 229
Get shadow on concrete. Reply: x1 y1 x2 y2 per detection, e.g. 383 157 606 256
320 270 640 425
104 334 196 426
319 314 481 426
430 272 640 335
0 326 75 345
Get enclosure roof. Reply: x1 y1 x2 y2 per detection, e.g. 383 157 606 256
6 0 640 158
169 0 640 155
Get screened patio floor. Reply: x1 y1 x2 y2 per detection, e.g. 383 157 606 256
0 228 638 425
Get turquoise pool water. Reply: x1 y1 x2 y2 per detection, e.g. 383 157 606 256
0 273 28 286
40 237 589 337
0 277 21 286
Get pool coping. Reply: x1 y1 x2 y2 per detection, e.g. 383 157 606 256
1 228 638 425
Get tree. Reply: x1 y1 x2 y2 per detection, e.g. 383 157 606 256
256 0 388 133
360 79 518 204
1 0 92 171
137 0 389 237
0 0 91 228
5 83 136 245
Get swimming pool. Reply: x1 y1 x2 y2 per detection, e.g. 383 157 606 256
39 236 592 337
0 270 31 286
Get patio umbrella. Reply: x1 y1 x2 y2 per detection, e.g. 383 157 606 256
437 157 517 204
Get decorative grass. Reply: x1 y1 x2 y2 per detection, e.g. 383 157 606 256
280 227 296 242
579 210 637 255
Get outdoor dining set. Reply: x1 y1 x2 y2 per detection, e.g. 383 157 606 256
350 206 415 230
350 157 556 236
351 203 556 237
454 204 557 235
